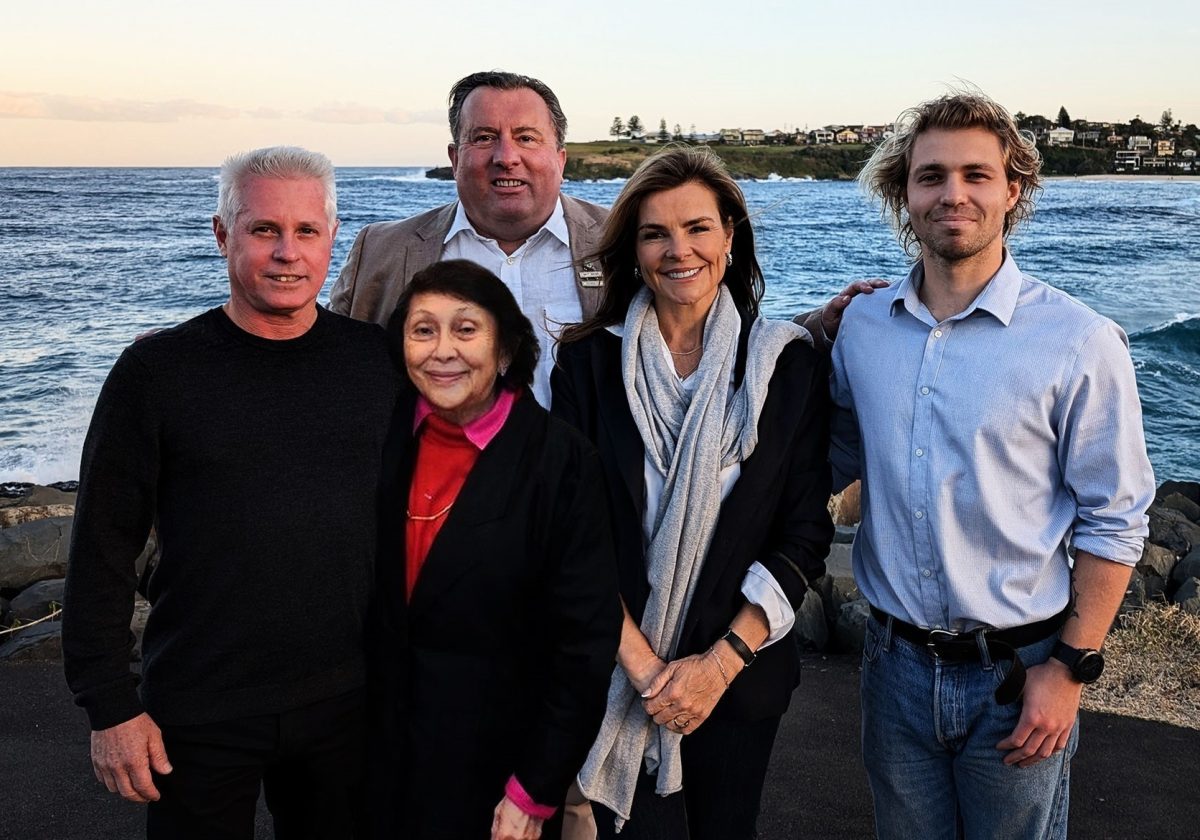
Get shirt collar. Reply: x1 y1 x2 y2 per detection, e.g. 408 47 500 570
412 388 518 450
444 197 569 250
888 249 1022 327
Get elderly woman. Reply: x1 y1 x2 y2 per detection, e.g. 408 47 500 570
372 259 621 840
551 147 834 839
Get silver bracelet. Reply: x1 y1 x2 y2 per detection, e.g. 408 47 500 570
708 647 731 686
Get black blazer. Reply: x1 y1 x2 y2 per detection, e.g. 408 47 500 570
551 326 834 721
371 390 622 839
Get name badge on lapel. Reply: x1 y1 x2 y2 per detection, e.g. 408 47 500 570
578 261 604 288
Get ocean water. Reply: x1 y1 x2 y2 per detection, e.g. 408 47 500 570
1 168 1197 483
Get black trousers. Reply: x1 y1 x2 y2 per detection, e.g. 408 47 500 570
147 687 367 840
592 714 781 840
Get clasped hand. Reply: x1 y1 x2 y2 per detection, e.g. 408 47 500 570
640 651 729 735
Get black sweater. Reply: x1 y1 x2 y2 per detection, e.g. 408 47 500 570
63 306 399 729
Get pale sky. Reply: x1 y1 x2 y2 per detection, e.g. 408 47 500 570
3 0 1196 166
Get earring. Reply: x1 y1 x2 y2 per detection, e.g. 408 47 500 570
633 265 642 281
726 252 733 267
498 363 509 378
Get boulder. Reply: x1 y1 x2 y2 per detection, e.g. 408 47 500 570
0 621 62 662
1171 548 1200 587
828 481 861 526
823 543 854 580
1148 506 1200 557
1156 480 1200 506
833 524 858 545
1160 493 1200 524
0 516 72 589
792 588 829 652
0 504 75 529
1173 578 1200 617
1137 542 1178 578
9 578 65 622
0 596 10 627
834 598 871 654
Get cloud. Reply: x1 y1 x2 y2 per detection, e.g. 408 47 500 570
0 92 444 126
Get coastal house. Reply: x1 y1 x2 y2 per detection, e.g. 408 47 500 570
1113 150 1142 171
741 129 765 146
1182 148 1198 158
810 128 834 144
1157 139 1176 156
1046 127 1075 146
1077 130 1102 144
720 128 743 145
835 127 860 144
1128 135 1152 151
1107 133 1124 145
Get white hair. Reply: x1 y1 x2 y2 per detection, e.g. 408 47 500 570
215 146 337 227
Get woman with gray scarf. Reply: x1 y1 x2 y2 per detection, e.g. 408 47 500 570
551 146 835 839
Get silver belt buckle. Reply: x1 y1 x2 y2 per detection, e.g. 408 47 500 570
926 629 959 657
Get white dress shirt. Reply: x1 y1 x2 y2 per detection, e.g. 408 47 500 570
443 199 581 408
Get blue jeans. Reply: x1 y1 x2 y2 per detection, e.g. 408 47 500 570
860 614 1078 840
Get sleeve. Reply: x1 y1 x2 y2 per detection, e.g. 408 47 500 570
328 224 368 316
740 563 795 648
511 439 622 808
829 327 862 493
1057 321 1155 566
753 350 835 612
549 342 585 432
62 349 160 730
793 307 831 354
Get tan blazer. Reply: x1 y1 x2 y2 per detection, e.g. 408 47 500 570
328 194 610 326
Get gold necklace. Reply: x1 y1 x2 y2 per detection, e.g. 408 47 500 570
668 344 702 356
406 502 454 521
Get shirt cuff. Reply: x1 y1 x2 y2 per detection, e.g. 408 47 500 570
741 562 796 649
505 775 558 820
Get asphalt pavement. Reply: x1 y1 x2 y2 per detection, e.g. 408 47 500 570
2 656 1196 839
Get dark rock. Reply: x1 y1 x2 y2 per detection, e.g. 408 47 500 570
828 481 861 526
1170 548 1200 587
48 481 79 493
1148 506 1200 557
0 516 72 589
1137 543 1178 578
424 166 453 180
833 525 858 545
1160 493 1200 524
793 589 829 652
9 579 65 622
0 482 33 500
130 597 151 662
1174 578 1200 616
0 596 9 627
824 543 854 580
1156 480 1200 506
834 599 870 654
0 621 62 661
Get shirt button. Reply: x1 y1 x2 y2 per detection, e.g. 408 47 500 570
934 329 943 338
506 256 515 265
915 448 924 457
920 386 930 396
914 510 924 519
922 569 932 578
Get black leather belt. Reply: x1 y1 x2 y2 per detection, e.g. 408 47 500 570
869 604 1070 705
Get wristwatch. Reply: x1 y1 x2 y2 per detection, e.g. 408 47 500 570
1051 640 1105 684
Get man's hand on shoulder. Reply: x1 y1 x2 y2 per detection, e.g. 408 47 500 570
91 712 172 803
821 279 890 340
995 658 1081 768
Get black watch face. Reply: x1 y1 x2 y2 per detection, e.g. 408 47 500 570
1076 651 1105 683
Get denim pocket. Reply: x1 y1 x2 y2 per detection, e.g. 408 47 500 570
862 615 885 665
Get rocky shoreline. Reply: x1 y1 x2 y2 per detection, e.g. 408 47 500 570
4 479 1198 669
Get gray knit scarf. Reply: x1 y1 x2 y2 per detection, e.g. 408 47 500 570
577 284 810 830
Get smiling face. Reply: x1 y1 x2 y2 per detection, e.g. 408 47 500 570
402 292 507 426
214 175 337 338
905 126 1020 269
447 86 567 253
634 181 733 319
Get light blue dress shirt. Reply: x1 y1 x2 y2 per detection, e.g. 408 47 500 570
830 251 1154 632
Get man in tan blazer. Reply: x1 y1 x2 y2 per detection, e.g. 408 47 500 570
329 70 608 407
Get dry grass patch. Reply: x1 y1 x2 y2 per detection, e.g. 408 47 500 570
1082 602 1200 730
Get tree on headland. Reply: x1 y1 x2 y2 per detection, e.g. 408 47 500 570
627 115 643 138
673 123 683 141
658 119 670 142
1160 109 1178 134
1057 106 1072 128
610 117 625 139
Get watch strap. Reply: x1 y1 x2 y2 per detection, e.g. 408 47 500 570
722 628 756 666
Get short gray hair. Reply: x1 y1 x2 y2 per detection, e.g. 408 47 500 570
215 146 337 227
